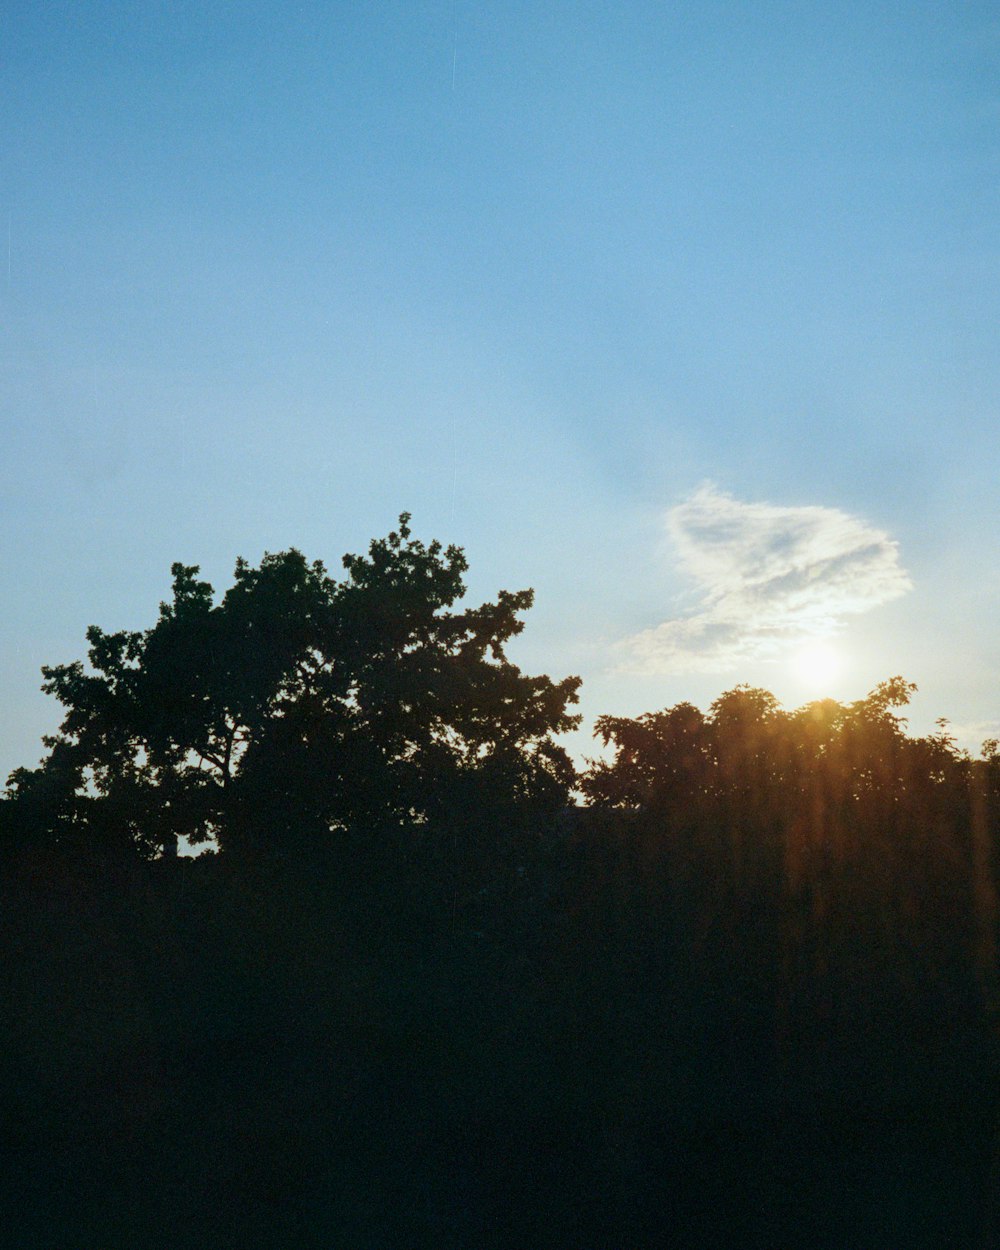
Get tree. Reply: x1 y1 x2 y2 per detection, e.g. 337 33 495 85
581 702 707 814
4 516 581 861
580 677 993 993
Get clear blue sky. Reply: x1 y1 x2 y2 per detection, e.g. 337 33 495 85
2 1 998 780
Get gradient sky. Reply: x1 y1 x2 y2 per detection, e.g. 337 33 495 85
2 1 998 781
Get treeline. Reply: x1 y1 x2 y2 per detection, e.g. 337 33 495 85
2 519 999 1247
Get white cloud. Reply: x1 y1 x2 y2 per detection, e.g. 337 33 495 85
943 721 1000 757
621 484 912 674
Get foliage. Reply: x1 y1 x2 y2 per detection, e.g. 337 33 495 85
4 616 1000 1242
579 676 1000 1072
4 516 581 860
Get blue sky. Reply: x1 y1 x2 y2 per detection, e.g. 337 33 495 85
2 0 998 779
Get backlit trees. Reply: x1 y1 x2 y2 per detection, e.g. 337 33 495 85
4 516 581 860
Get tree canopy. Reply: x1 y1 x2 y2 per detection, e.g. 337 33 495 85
4 533 1000 1246
581 675 937 817
4 515 581 861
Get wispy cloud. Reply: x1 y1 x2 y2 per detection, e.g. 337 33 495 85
621 484 912 674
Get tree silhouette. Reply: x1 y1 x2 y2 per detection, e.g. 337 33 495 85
579 678 1000 1057
3 623 999 1246
4 515 581 861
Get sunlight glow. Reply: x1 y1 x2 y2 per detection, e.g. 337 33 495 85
790 640 843 692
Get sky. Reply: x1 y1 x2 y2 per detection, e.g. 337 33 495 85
2 0 998 782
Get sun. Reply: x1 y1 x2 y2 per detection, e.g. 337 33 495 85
790 639 843 692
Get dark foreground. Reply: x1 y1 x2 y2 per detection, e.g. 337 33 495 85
3 842 997 1250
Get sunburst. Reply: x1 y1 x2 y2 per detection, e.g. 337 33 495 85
790 639 843 692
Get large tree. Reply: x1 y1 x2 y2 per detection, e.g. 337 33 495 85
4 516 581 860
